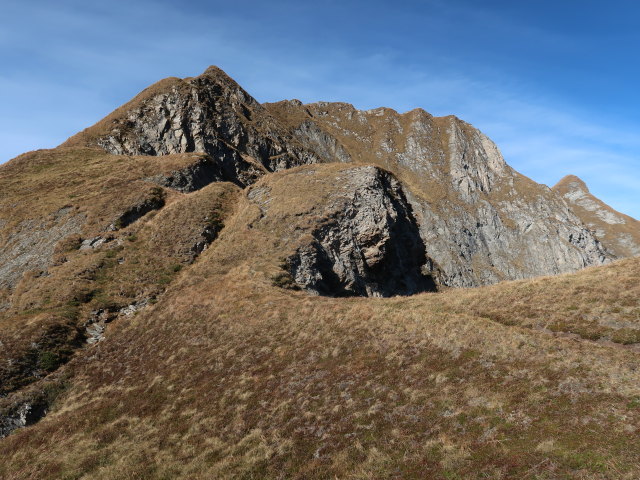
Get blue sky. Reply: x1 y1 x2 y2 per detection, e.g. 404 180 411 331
1 0 638 217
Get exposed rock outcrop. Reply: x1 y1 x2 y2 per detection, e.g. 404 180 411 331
553 175 640 258
0 398 48 439
0 207 85 290
267 166 438 297
267 101 613 286
63 67 323 187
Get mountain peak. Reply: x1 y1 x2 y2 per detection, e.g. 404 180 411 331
60 66 323 186
199 65 236 83
202 64 226 75
553 174 640 257
555 174 589 193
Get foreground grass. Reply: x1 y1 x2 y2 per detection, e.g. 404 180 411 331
1 159 639 479
1 258 639 478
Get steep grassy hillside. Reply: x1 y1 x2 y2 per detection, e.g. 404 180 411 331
1 159 639 479
0 147 240 399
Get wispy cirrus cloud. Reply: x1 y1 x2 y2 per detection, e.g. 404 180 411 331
0 0 637 218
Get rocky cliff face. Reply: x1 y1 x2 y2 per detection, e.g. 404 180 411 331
63 67 324 187
553 175 640 258
246 165 437 297
266 101 611 286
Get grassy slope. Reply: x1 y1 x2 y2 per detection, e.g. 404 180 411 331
1 162 639 479
0 147 240 397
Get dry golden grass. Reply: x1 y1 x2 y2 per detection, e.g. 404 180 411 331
0 147 216 236
0 148 240 397
3 259 640 478
1 161 640 479
438 258 640 346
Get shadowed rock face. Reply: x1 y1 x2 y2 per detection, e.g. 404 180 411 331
0 399 48 439
144 155 226 193
285 166 437 297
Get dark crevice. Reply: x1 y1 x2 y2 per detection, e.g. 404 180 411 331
147 156 227 193
0 379 69 439
0 398 49 439
113 188 165 229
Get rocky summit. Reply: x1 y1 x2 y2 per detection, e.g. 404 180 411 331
554 174 640 258
1 66 639 479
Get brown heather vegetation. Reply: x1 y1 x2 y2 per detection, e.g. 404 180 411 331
0 147 239 398
1 149 640 478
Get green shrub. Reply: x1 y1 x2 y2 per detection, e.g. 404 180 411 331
38 351 62 371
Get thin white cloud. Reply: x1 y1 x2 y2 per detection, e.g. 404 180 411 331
0 0 637 218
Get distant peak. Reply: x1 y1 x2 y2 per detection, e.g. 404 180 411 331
308 101 356 110
554 175 589 193
202 65 226 76
364 106 398 115
198 65 239 85
404 107 433 118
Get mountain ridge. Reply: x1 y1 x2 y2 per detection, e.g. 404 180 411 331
1 66 639 478
264 94 613 286
52 66 623 288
